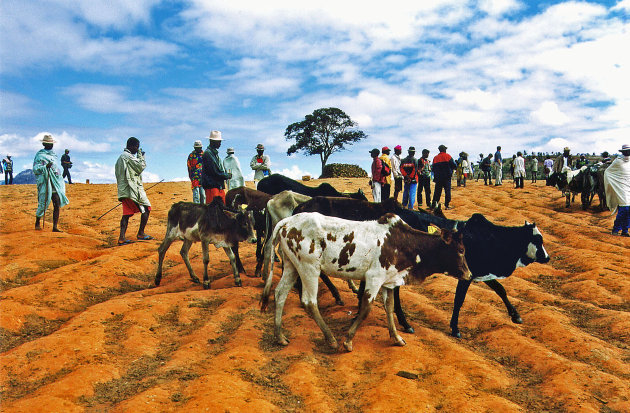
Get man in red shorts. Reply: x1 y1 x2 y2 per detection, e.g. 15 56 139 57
202 130 232 204
115 137 152 246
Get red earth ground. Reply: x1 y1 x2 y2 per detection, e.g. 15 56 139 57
1 178 628 412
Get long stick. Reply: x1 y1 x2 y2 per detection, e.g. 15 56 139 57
97 179 165 220
42 168 50 229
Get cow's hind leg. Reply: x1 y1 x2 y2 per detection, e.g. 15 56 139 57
154 234 175 286
223 247 242 287
301 273 337 350
201 242 210 289
344 283 377 352
179 239 201 285
384 288 405 346
274 260 299 346
450 279 472 338
484 279 522 324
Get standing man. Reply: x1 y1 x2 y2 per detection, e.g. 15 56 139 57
431 144 457 210
223 147 245 190
250 143 271 188
400 147 418 209
481 153 493 185
417 149 432 208
475 153 484 181
202 130 231 204
604 144 630 237
33 135 69 232
3 155 13 185
391 145 403 202
369 148 385 202
531 156 539 183
61 149 73 184
379 146 392 201
187 140 205 204
513 152 526 189
553 147 573 173
115 137 152 245
543 155 554 179
493 146 503 186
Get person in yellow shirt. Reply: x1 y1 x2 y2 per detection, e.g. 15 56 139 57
379 146 393 201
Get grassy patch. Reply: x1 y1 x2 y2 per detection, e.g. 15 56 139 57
207 313 245 356
0 313 68 353
36 259 77 272
82 280 148 307
0 367 72 401
0 268 38 292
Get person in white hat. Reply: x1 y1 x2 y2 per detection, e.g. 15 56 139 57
33 134 69 232
604 144 630 236
187 140 206 204
223 147 244 190
201 130 231 204
250 143 271 188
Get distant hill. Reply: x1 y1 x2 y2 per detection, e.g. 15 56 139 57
13 169 37 185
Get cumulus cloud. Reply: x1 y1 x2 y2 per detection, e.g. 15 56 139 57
0 131 110 158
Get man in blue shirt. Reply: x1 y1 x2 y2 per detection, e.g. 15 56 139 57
494 146 503 186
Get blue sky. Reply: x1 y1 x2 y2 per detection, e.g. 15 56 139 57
1 0 629 183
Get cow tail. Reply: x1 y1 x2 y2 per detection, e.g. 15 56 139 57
260 221 283 312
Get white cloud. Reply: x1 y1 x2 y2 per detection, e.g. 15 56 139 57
478 0 521 16
0 131 110 158
530 101 570 126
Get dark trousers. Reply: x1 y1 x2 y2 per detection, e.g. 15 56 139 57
483 170 492 185
381 183 391 201
515 177 524 188
4 171 12 185
531 171 538 183
62 167 72 184
432 178 452 208
613 206 630 234
393 177 403 202
417 175 431 206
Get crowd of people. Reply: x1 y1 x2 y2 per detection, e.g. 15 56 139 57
24 132 630 239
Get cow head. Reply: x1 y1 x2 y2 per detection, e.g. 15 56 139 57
546 172 567 189
225 209 257 244
437 230 471 281
517 222 550 267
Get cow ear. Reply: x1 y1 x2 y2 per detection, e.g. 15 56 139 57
441 229 453 244
525 220 531 225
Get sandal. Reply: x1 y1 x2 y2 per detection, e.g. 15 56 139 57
137 235 154 240
117 239 135 246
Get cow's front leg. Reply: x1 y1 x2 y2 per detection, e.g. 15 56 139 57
384 288 405 346
223 247 242 287
201 242 210 289
232 244 247 275
180 239 200 284
450 279 472 338
155 234 175 286
320 273 344 306
394 287 414 333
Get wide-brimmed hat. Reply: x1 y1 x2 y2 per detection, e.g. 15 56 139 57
256 144 265 150
369 148 380 156
227 147 235 154
209 130 222 141
41 134 56 144
193 140 203 148
620 144 630 152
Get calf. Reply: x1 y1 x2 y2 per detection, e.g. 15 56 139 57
225 187 273 275
261 212 470 351
154 199 256 289
257 173 367 200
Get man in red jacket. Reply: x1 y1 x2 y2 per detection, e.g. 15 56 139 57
370 148 385 202
431 144 457 210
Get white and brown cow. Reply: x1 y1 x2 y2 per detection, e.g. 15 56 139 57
154 199 256 289
260 212 471 352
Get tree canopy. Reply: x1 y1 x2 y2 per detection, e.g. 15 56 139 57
285 107 367 175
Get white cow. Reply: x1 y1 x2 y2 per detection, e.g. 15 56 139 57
260 212 471 352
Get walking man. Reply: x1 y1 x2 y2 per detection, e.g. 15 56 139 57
604 144 630 237
60 149 73 184
370 148 385 202
400 147 418 209
417 149 432 208
33 135 69 232
187 140 205 204
202 130 231 204
223 147 245 190
379 146 392 201
3 155 13 185
115 137 152 245
250 143 271 188
494 146 503 186
391 145 403 202
431 144 457 210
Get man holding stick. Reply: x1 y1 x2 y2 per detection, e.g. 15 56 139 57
115 137 152 246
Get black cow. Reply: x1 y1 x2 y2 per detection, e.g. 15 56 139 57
546 167 588 209
582 164 609 210
293 196 550 338
257 173 367 200
154 199 257 289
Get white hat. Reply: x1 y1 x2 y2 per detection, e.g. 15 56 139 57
209 130 223 141
41 134 56 144
193 140 203 148
227 147 235 154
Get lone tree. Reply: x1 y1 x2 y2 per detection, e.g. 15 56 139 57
285 107 367 175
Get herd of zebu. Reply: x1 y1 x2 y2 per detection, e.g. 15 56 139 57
154 174 550 351
546 162 610 210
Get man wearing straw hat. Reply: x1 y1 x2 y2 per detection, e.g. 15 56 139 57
33 134 69 232
604 144 630 237
187 140 205 204
250 143 271 188
202 130 231 204
223 147 244 190
115 137 152 245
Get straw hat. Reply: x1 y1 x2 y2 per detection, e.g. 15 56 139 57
227 147 235 154
209 130 222 141
41 134 56 144
193 140 203 148
620 144 630 152
256 144 265 150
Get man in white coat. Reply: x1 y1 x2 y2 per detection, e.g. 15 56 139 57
223 147 245 190
604 144 630 236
